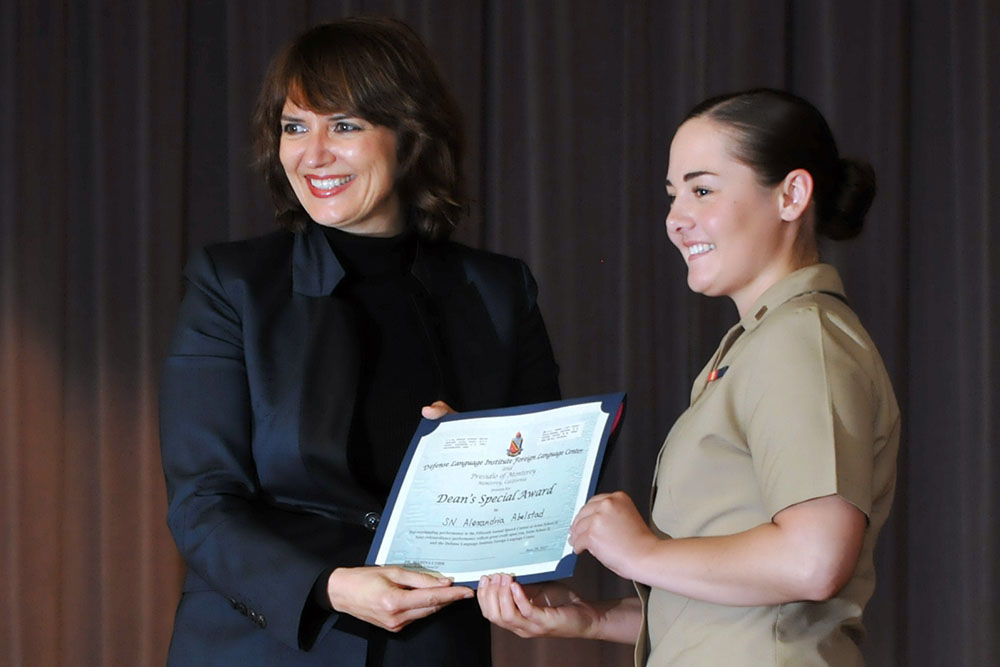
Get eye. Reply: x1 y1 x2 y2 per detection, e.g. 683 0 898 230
333 121 362 133
281 122 307 135
693 186 711 197
666 193 676 208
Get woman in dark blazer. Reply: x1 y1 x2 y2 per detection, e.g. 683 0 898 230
159 17 560 666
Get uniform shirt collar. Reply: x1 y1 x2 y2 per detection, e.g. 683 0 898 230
737 263 846 333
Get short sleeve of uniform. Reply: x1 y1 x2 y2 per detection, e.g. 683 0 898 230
740 302 877 519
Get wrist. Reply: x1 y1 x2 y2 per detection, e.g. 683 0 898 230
326 567 350 612
623 534 664 583
578 605 604 641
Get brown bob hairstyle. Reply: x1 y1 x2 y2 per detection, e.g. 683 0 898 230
252 16 466 240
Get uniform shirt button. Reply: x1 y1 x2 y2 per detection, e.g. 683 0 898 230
364 512 381 531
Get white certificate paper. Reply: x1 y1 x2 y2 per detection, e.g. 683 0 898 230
366 393 625 587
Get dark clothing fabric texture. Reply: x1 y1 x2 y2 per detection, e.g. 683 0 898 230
318 226 438 498
159 221 561 666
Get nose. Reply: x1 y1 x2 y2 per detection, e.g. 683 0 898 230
303 131 335 169
665 199 693 235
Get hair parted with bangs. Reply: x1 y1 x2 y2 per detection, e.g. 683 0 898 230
252 16 466 239
686 88 876 241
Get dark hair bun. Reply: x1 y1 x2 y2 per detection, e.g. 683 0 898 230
819 158 876 240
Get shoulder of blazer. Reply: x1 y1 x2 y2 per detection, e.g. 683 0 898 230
442 241 526 275
416 240 532 298
179 229 298 321
199 228 297 282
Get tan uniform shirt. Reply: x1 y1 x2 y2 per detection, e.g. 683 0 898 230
636 264 900 666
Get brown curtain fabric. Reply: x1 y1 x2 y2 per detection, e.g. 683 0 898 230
2 1 997 665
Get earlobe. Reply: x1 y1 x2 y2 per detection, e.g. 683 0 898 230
779 169 814 222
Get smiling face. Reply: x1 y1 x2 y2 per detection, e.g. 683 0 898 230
279 98 402 236
665 117 808 317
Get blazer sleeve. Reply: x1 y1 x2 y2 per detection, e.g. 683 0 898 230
159 247 360 650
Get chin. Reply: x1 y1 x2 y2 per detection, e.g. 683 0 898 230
686 278 725 300
310 211 353 227
686 273 710 296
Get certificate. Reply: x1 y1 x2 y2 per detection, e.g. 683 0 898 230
366 393 626 587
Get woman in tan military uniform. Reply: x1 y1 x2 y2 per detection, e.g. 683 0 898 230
477 89 900 666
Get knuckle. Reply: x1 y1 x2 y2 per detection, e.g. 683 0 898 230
377 595 400 614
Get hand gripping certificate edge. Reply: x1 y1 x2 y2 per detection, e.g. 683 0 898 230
365 392 627 588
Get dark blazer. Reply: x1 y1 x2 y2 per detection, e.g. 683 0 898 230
159 222 560 666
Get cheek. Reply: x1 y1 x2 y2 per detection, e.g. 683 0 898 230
372 132 399 174
347 143 386 175
278 143 297 174
374 146 398 177
699 210 728 239
370 156 398 193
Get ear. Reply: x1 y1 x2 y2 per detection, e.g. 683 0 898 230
778 169 814 222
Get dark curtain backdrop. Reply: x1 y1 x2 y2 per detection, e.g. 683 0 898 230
2 1 997 665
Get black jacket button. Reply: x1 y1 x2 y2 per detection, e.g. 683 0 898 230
363 512 381 531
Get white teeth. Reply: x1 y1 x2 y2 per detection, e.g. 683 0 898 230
689 243 716 256
308 175 354 189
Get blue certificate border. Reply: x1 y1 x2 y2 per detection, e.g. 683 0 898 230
365 392 626 588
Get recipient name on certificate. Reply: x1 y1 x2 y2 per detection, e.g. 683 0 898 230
366 393 625 587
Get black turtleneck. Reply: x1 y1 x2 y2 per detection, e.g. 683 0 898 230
319 224 444 499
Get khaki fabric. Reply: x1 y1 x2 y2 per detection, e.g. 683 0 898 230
636 264 900 666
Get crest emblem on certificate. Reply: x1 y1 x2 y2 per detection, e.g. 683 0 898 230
507 432 523 457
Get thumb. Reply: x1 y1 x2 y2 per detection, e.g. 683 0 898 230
421 400 456 420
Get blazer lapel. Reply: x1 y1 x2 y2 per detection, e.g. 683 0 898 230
288 225 380 510
411 245 506 412
292 222 345 297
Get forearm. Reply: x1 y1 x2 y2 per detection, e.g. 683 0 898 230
629 525 814 606
625 497 865 606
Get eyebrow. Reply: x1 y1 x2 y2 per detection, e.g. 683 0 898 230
665 170 718 187
279 112 353 122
